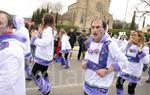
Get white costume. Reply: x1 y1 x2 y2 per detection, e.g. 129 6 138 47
59 34 71 68
31 26 54 66
84 33 129 95
119 42 150 83
13 16 31 59
31 26 54 95
13 16 32 80
0 34 27 95
60 34 71 54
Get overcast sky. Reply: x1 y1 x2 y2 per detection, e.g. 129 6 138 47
0 0 149 29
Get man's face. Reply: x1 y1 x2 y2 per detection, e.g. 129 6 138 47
91 20 105 42
0 13 8 35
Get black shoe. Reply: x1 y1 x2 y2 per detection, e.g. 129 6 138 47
145 80 150 83
26 77 32 81
43 90 50 95
64 66 70 69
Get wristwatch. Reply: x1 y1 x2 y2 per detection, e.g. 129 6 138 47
105 68 109 74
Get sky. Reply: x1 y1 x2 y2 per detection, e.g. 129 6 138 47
0 0 149 29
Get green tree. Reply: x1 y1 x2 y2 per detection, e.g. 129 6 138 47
142 16 146 28
31 8 49 26
130 11 136 30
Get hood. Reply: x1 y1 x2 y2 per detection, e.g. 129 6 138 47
13 16 25 30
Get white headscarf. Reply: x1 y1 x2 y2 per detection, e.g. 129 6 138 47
13 16 25 30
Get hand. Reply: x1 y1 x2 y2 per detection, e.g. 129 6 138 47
38 24 43 32
31 30 38 37
96 69 107 77
138 45 143 52
81 60 87 69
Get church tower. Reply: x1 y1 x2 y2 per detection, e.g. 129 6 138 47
63 0 113 29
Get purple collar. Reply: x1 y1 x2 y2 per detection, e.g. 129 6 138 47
0 34 26 43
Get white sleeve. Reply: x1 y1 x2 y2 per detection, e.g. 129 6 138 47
109 42 129 72
34 29 54 47
139 46 150 64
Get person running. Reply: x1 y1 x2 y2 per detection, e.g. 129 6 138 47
58 28 71 69
31 13 55 95
82 18 129 95
13 16 32 80
116 30 150 95
0 10 27 95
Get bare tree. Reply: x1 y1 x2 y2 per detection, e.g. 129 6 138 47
136 0 150 16
40 1 63 24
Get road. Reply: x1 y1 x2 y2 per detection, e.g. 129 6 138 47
26 46 150 95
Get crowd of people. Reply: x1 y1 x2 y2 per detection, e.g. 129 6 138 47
0 10 150 95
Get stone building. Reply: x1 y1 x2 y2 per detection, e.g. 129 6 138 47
62 0 113 30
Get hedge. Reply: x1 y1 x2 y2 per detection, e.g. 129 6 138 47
56 24 78 33
109 29 150 38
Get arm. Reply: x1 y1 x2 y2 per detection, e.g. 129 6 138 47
96 42 129 77
138 46 150 64
31 28 54 47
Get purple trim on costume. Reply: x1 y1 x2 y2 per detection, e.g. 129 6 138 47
100 34 109 43
31 36 37 45
35 76 51 95
116 88 124 95
148 74 150 80
0 34 26 43
0 41 9 50
112 63 121 72
84 59 88 62
87 60 106 71
126 55 140 63
138 51 146 59
35 57 53 66
59 49 71 54
86 40 111 71
119 71 141 83
85 34 109 50
84 38 92 50
99 40 111 67
25 52 32 58
25 52 32 61
83 82 108 95
87 48 99 54
128 94 135 95
25 63 32 79
12 16 19 29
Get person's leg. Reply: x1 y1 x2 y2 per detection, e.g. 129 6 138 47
84 92 88 95
64 53 70 69
59 53 65 66
32 63 40 80
116 77 125 95
146 66 150 83
128 82 137 95
25 62 32 80
32 63 51 95
41 66 49 83
77 46 82 60
82 51 86 60
69 45 73 59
